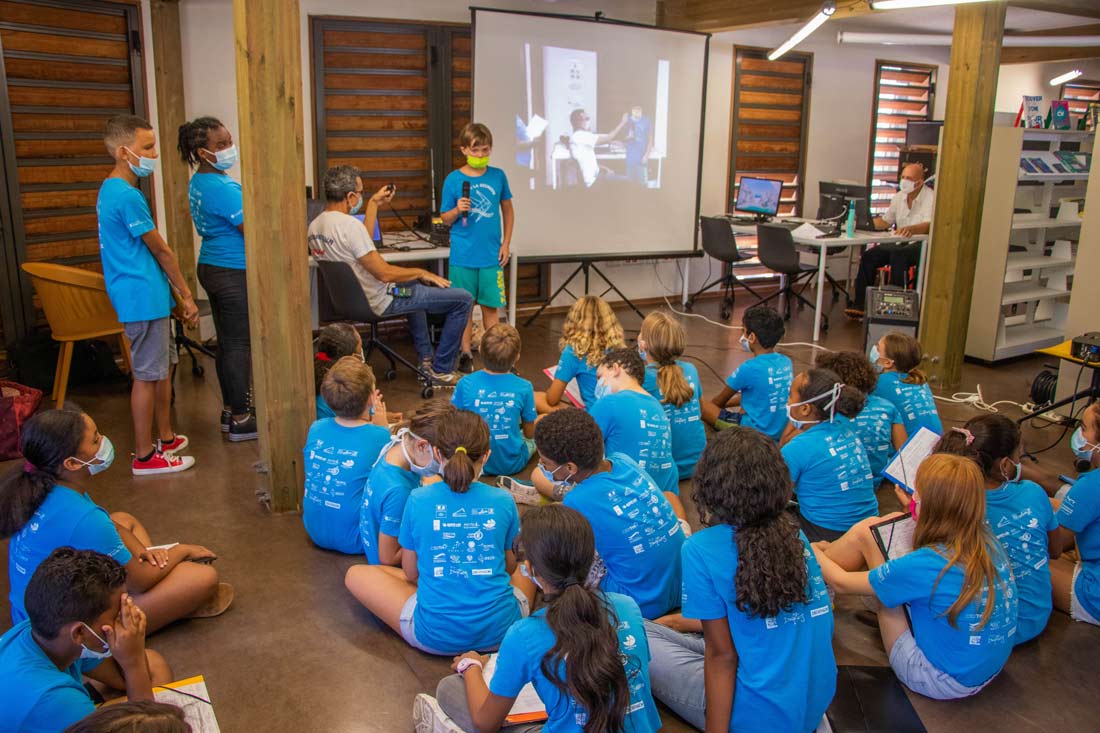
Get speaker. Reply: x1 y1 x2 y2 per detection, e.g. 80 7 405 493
864 287 920 356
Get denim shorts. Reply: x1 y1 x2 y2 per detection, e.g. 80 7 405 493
399 586 530 655
123 317 175 381
1071 562 1100 626
888 629 992 700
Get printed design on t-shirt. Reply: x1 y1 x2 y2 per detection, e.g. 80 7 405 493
605 470 680 556
305 438 360 510
993 506 1049 577
307 231 336 258
892 381 937 423
427 503 500 579
468 183 498 223
820 429 874 491
661 371 701 426
474 388 520 440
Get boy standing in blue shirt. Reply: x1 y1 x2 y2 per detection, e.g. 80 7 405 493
98 115 197 475
452 323 536 477
703 304 792 441
440 123 515 372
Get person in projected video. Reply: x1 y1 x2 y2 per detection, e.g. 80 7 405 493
624 105 654 185
568 108 631 188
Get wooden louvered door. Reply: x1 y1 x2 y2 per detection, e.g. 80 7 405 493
728 48 812 218
0 0 147 341
867 62 936 215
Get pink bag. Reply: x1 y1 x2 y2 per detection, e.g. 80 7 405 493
0 381 44 460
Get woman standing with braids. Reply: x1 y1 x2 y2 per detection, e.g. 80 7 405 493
645 427 836 732
414 504 661 733
177 117 255 441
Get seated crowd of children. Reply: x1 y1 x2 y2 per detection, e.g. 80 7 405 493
4 293 1100 733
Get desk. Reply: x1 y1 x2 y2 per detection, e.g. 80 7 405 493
729 221 928 342
550 143 665 189
1026 341 1100 425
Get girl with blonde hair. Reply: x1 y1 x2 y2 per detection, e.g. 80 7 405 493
535 295 625 413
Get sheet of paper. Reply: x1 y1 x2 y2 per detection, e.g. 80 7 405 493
483 654 547 722
883 427 942 492
871 515 916 561
791 222 825 239
543 365 584 408
155 676 220 733
146 542 178 552
526 114 549 140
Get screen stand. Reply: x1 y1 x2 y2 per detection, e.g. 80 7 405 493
523 259 645 327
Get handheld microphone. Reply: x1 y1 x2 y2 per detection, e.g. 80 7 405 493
461 181 470 226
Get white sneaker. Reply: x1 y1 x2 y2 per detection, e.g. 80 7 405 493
498 476 541 506
412 693 464 733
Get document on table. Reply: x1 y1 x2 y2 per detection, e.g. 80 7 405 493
883 427 942 493
155 676 220 732
791 222 825 239
543 366 585 408
483 654 548 724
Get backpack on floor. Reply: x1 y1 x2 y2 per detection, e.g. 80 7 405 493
0 381 44 461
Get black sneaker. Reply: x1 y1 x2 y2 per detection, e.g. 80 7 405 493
228 414 259 442
458 352 474 373
220 409 231 433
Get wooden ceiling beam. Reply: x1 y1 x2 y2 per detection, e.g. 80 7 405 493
1000 46 1100 64
1007 1 1100 22
1005 23 1100 37
656 0 872 33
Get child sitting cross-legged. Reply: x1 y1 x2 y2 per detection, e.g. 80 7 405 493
302 356 392 554
870 331 943 437
536 295 625 413
313 323 363 420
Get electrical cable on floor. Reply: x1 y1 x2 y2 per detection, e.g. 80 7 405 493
933 385 1030 414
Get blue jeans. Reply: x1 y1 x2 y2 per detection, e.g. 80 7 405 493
644 620 707 730
383 284 472 373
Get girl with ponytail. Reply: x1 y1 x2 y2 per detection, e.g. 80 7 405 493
781 368 877 542
813 454 1017 700
870 331 943 436
638 312 706 481
345 410 534 656
178 116 255 440
645 427 836 732
415 504 661 733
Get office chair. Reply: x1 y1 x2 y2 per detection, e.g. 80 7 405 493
314 260 435 399
686 216 764 321
754 223 828 331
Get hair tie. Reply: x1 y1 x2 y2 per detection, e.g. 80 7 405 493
952 427 975 446
316 351 331 362
23 460 36 473
560 578 580 590
454 446 467 455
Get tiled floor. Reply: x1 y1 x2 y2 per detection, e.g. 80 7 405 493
2 295 1097 732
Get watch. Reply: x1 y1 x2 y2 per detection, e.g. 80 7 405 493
456 657 484 676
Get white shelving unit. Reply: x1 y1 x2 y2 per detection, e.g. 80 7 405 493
966 127 1092 362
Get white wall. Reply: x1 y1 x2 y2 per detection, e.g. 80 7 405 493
995 59 1100 113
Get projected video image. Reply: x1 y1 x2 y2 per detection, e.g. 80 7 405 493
513 45 671 191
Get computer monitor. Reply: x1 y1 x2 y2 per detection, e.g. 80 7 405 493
819 180 870 203
818 181 874 229
906 120 943 147
353 213 384 247
735 177 783 220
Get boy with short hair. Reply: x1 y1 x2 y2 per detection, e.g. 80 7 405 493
98 114 197 475
440 123 515 372
702 304 793 441
303 356 392 554
452 323 536 477
0 548 172 731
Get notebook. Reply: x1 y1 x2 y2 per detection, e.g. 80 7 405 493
483 654 548 724
154 676 220 732
870 514 916 562
543 366 585 408
882 427 941 494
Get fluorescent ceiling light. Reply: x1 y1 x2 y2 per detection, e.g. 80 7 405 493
768 1 836 61
1050 69 1083 86
870 0 993 9
838 32 1100 48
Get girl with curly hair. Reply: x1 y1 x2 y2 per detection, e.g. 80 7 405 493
535 295 624 413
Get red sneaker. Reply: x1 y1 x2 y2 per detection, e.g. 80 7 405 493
158 434 189 454
132 450 195 476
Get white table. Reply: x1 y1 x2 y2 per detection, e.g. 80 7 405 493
729 221 928 342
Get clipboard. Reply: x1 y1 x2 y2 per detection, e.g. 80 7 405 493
483 654 549 724
154 675 220 732
543 366 585 409
882 427 941 494
870 514 916 562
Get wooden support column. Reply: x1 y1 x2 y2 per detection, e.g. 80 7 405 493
149 0 196 298
918 2 1005 388
234 0 312 513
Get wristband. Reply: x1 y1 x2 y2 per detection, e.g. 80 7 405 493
456 658 483 676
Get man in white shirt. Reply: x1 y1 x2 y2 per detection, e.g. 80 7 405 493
568 108 631 187
847 163 935 317
308 165 472 383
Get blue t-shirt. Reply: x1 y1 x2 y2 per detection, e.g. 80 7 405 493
0 620 100 732
782 418 877 532
563 454 684 618
398 481 522 653
441 166 512 268
642 362 706 481
870 545 1017 687
490 592 660 733
189 172 246 270
589 390 679 495
625 116 653 165
1057 470 1100 621
316 394 335 420
725 352 793 441
871 372 943 437
681 526 836 733
853 394 903 482
96 177 170 323
986 480 1056 643
554 345 603 408
453 370 536 476
302 419 392 554
360 449 419 565
8 487 132 623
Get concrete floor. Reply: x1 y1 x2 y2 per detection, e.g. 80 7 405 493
2 294 1099 732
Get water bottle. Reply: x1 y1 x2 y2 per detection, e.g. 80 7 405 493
846 201 856 238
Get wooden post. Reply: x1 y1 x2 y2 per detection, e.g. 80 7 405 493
149 0 197 298
234 0 312 513
918 2 1005 388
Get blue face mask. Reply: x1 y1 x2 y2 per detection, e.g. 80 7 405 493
71 436 115 476
785 383 843 429
123 146 157 178
593 377 611 402
1071 427 1099 462
520 562 544 591
869 344 885 373
348 192 364 215
79 623 111 660
538 462 575 493
739 334 752 352
203 145 238 171
400 429 439 477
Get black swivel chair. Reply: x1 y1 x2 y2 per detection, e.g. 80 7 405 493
314 259 435 398
686 216 765 321
755 223 828 331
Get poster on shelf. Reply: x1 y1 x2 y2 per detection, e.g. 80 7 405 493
1048 100 1070 130
1016 95 1044 128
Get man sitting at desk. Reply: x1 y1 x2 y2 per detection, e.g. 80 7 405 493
308 164 472 384
846 162 934 319
568 108 631 188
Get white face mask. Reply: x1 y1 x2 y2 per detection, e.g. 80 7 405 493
786 383 843 429
79 623 112 660
1002 459 1022 484
70 436 115 476
739 334 752 352
1071 427 1100 462
899 179 917 194
398 428 439 477
202 144 238 171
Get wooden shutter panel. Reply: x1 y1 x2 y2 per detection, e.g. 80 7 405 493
867 62 936 215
